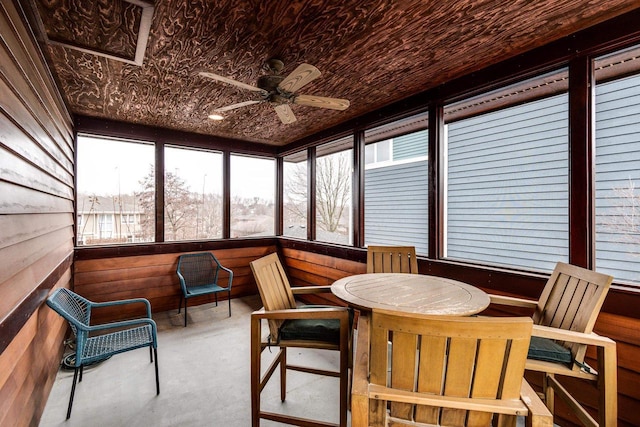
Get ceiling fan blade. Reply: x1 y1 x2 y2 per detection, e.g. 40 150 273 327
199 71 268 95
278 63 321 93
293 94 350 111
214 100 262 112
273 104 297 124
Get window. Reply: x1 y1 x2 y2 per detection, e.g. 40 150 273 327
98 214 113 238
283 151 308 238
316 137 353 245
444 69 569 271
164 146 223 241
364 114 429 254
595 44 640 284
121 214 135 224
230 155 275 237
76 135 155 245
365 139 392 165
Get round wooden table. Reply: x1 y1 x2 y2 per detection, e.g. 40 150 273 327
331 273 490 316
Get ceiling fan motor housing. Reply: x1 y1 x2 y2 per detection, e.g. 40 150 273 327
258 75 285 93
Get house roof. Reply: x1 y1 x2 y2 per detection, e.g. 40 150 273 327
27 0 640 146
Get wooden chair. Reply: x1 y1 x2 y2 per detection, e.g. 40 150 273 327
351 309 552 427
249 252 350 427
367 245 419 274
176 252 233 326
489 262 616 427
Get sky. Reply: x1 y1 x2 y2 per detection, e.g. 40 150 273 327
76 135 275 199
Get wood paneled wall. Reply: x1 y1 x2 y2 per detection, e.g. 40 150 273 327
74 245 277 324
0 1 74 426
282 246 365 306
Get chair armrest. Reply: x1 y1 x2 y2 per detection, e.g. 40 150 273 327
532 325 616 347
489 294 538 309
351 312 371 427
219 265 233 288
291 285 333 295
520 379 553 427
252 306 349 321
90 297 152 318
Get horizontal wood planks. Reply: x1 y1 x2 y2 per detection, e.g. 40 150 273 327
0 1 74 426
281 247 366 306
74 245 276 324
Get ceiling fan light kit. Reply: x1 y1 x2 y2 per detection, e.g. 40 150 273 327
200 59 349 124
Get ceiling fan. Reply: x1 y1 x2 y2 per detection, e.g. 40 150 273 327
199 59 349 124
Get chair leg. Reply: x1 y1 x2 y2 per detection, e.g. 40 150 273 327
598 343 618 427
178 295 183 314
79 365 84 382
154 348 160 395
543 373 554 415
227 291 232 317
280 347 287 402
215 293 218 307
149 344 153 363
251 316 262 427
184 299 188 327
67 367 80 419
339 314 349 427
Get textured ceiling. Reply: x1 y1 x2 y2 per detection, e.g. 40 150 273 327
30 0 640 146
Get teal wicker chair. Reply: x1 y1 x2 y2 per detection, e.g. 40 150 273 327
176 252 234 326
46 288 159 419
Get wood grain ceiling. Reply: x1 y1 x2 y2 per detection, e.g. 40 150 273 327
28 0 640 146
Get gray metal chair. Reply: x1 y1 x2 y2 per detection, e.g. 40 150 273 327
46 288 159 419
176 252 234 326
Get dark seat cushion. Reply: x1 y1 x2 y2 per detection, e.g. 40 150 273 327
278 305 351 343
528 336 573 366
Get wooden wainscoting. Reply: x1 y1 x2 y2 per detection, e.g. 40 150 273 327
280 246 366 305
74 244 277 324
0 275 71 427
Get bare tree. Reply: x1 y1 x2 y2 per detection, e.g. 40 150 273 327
138 166 198 240
602 179 640 246
201 192 223 238
284 162 308 225
316 152 351 232
285 152 351 233
78 194 99 243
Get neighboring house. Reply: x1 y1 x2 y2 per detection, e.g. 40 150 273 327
77 194 148 245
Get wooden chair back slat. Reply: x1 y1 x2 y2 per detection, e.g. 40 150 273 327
467 338 508 426
416 335 447 424
441 336 478 426
390 331 418 419
367 245 419 274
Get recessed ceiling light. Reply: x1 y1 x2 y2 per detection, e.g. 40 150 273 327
208 113 224 120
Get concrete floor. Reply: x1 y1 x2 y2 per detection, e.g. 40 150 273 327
40 295 345 427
